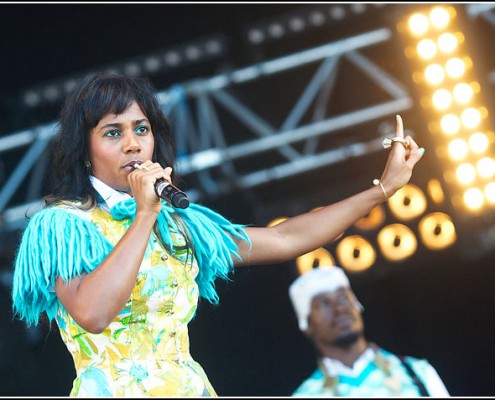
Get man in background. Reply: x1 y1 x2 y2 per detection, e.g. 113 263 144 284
288 266 450 397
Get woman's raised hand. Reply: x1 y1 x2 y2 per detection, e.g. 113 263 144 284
377 115 425 199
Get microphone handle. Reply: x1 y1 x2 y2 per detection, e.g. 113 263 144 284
155 179 190 209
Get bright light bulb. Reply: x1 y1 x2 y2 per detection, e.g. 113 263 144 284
440 114 461 134
432 89 452 110
461 107 481 129
409 13 429 36
417 39 437 59
485 182 495 203
430 6 450 29
446 57 465 78
464 188 484 210
477 157 495 178
469 132 489 153
453 82 473 104
448 138 468 160
425 64 445 84
456 163 476 184
437 32 457 53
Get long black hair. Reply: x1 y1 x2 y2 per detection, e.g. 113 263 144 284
46 72 176 207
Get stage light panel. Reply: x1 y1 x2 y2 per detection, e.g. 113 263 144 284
400 4 495 213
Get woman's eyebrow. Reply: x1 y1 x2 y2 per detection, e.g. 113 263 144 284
99 119 149 131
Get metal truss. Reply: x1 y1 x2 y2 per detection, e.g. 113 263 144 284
0 27 413 238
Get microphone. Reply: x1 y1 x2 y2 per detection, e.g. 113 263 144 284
131 161 190 209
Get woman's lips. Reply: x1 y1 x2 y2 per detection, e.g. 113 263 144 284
123 161 141 172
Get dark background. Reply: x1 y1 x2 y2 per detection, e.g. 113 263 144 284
1 2 495 396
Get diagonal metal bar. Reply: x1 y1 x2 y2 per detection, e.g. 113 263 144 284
345 50 410 99
281 55 340 131
194 94 222 195
0 126 54 213
304 63 341 155
177 97 413 174
199 95 239 183
211 89 301 160
26 149 50 201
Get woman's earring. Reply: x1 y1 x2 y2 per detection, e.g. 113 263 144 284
84 161 91 171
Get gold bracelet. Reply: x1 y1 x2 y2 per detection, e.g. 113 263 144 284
373 179 389 203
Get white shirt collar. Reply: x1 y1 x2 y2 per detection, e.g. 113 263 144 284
89 175 132 212
322 347 375 378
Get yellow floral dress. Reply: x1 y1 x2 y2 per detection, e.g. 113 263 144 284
55 207 217 397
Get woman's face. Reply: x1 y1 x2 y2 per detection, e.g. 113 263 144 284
89 101 155 192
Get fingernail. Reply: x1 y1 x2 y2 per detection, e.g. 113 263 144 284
418 147 425 157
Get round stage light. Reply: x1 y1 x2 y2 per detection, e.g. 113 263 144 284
418 212 456 250
388 184 427 221
336 235 376 272
377 224 417 262
354 205 386 231
296 247 335 275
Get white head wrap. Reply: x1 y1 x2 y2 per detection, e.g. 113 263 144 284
288 265 364 331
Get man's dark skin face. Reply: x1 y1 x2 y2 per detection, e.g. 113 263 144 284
304 287 365 351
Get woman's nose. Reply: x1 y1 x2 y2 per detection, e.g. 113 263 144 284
123 132 141 153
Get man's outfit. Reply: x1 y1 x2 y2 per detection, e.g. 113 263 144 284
292 345 450 397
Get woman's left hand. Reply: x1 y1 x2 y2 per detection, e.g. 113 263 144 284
378 114 425 198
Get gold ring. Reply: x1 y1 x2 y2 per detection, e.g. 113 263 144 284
382 137 410 150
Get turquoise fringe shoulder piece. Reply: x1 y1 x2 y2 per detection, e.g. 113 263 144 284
11 206 114 326
12 199 252 325
111 198 251 304
176 202 251 303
